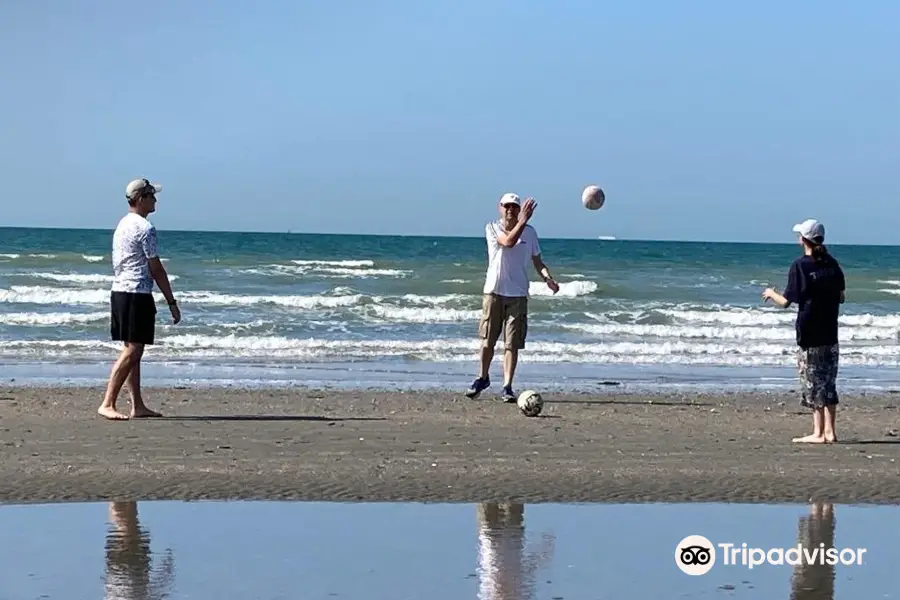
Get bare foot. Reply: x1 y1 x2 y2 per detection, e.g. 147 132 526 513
824 434 837 443
792 433 826 443
131 407 162 418
98 406 130 420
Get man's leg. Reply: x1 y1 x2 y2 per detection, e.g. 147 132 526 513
98 343 143 420
127 357 162 418
467 294 501 398
503 348 519 389
478 343 494 381
499 297 527 402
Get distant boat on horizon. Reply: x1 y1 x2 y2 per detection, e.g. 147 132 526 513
597 235 617 241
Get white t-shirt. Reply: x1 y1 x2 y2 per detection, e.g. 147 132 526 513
482 221 541 297
111 213 159 294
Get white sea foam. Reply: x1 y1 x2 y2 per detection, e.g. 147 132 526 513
529 280 597 297
288 259 410 278
5 335 900 367
82 255 105 263
26 272 178 284
244 262 411 279
362 306 481 323
561 321 899 342
178 291 368 309
32 273 114 284
0 311 108 326
590 306 900 330
292 259 375 267
0 254 20 259
658 308 794 326
0 286 110 305
0 286 471 309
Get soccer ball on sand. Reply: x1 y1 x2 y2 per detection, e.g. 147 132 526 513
582 185 605 210
517 390 544 417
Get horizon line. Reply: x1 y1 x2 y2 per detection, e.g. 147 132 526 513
0 224 888 247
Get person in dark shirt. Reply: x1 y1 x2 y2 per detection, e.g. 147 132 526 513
762 219 845 444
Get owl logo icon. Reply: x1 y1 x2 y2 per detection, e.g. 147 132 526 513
675 535 716 575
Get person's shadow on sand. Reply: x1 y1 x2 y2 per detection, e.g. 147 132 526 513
105 501 175 600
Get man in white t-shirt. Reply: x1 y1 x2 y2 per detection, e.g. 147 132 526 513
466 193 559 401
98 178 181 420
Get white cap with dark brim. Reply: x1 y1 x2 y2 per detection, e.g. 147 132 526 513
125 178 162 200
499 193 521 206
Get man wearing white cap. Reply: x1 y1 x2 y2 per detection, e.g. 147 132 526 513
762 218 845 443
98 178 181 420
466 193 559 402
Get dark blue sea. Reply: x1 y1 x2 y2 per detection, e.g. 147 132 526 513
2 226 900 392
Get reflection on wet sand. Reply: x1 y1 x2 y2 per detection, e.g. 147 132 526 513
789 502 835 600
105 502 175 600
476 503 555 600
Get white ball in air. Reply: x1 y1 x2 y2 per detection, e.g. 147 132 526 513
582 185 605 210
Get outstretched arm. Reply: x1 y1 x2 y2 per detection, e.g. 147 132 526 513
762 287 791 308
763 262 801 309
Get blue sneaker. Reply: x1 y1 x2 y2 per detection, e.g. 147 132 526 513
500 385 516 403
465 377 490 398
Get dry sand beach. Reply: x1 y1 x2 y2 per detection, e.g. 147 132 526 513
1 386 899 505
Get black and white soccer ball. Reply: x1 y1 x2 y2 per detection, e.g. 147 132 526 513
516 390 544 417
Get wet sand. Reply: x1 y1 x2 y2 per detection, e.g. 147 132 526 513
1 386 899 504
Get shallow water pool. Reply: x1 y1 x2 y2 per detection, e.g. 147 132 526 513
0 500 894 599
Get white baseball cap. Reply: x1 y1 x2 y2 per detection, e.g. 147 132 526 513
125 178 162 200
792 218 825 242
499 193 521 206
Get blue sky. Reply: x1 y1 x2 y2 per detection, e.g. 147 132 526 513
1 1 897 243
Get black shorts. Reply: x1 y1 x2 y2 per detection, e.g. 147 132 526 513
110 291 157 345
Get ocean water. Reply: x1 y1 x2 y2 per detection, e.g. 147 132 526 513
2 226 900 391
0 500 894 599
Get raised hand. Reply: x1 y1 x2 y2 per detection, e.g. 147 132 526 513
518 197 537 223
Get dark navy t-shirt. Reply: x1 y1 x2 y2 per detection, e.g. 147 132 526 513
782 254 845 349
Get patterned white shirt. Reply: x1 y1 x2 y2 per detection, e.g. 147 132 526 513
111 213 158 294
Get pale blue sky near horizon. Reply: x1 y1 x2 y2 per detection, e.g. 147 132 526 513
1 1 897 244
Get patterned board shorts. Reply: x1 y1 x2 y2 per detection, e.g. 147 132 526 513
797 343 840 409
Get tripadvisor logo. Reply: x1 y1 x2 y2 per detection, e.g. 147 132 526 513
675 535 867 575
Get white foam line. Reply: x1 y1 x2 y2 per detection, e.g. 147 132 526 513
25 272 179 284
5 336 900 367
560 322 900 342
290 259 375 267
0 311 108 326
